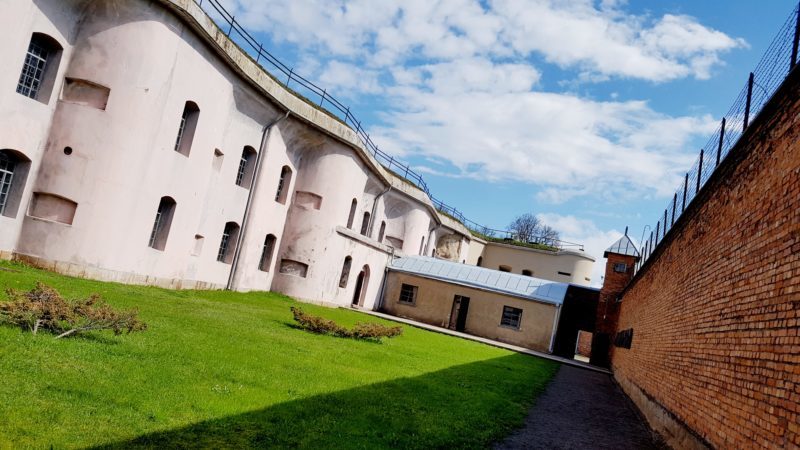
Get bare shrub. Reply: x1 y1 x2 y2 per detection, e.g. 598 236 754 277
290 307 402 341
0 283 147 338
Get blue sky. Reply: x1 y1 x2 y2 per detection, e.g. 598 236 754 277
217 0 796 283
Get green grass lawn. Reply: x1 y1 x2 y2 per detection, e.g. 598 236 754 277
0 261 558 449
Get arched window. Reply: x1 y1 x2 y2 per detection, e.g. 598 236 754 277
360 212 370 236
16 33 62 104
419 236 425 255
522 269 533 277
275 165 292 204
148 196 176 251
236 146 257 188
259 234 277 272
339 256 352 288
476 256 483 267
499 265 511 273
217 221 240 264
346 198 357 229
174 101 199 156
0 150 32 218
378 221 386 242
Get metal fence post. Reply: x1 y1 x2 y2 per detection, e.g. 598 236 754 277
696 149 704 194
682 173 688 212
655 222 660 246
792 2 800 69
227 16 235 36
744 73 754 131
671 194 677 225
717 117 726 166
663 210 668 239
319 89 326 106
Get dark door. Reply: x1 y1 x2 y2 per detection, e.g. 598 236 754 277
352 271 365 306
448 295 470 332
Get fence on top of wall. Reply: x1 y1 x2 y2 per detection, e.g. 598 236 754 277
633 3 800 274
192 0 585 251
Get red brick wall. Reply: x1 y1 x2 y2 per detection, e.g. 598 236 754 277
576 330 592 357
612 69 800 448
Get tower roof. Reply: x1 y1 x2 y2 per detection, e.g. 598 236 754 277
604 234 639 258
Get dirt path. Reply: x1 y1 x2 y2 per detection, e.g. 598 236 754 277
494 365 666 450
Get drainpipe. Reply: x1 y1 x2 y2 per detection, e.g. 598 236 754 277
227 110 291 290
367 185 392 237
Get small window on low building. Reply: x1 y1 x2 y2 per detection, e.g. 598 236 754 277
522 269 533 276
339 256 352 288
476 256 483 267
275 166 292 204
217 221 240 264
613 262 627 273
148 196 176 251
500 306 522 329
236 146 257 188
499 265 511 272
346 199 357 229
259 234 277 272
360 212 370 236
174 101 199 156
399 283 418 305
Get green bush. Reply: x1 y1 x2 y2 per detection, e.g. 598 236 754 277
0 282 147 338
290 307 402 341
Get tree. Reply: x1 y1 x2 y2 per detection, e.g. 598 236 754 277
508 213 541 242
507 213 561 245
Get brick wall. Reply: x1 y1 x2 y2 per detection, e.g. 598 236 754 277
576 330 592 357
612 69 800 448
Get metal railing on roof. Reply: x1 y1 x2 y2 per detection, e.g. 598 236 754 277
634 2 800 275
193 0 583 251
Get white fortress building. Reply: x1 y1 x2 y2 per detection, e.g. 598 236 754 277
0 0 595 310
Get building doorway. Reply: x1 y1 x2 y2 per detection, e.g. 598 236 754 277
448 295 470 332
351 265 370 307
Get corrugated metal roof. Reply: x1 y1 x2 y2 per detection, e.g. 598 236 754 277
389 256 569 305
604 234 640 258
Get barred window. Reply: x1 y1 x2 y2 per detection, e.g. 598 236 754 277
500 306 522 329
17 40 47 99
378 221 386 242
236 146 257 188
275 166 292 204
174 101 199 156
217 221 240 263
148 196 176 250
339 256 352 288
0 153 16 215
399 284 418 304
259 234 277 272
360 212 370 236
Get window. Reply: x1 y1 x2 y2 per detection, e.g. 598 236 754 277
0 152 18 216
614 329 634 349
259 234 277 272
346 198 357 229
558 271 572 277
377 221 386 242
236 146 257 188
275 166 292 204
174 101 199 156
500 306 522 329
148 196 176 250
339 256 352 288
476 256 483 267
613 262 628 273
217 221 240 263
360 212 370 236
399 284 418 304
499 265 511 273
522 269 533 276
16 33 62 103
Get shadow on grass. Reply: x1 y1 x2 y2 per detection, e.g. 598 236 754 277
92 353 556 449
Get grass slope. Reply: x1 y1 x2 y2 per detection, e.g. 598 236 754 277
0 261 557 449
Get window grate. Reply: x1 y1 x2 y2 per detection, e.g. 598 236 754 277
16 41 47 99
148 208 164 248
0 154 15 215
259 235 276 272
218 226 232 262
500 306 522 329
174 114 187 151
236 154 248 186
399 284 417 304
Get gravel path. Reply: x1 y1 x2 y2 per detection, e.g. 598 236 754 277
495 365 667 450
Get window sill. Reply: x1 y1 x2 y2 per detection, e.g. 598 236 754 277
398 301 416 307
499 324 521 332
